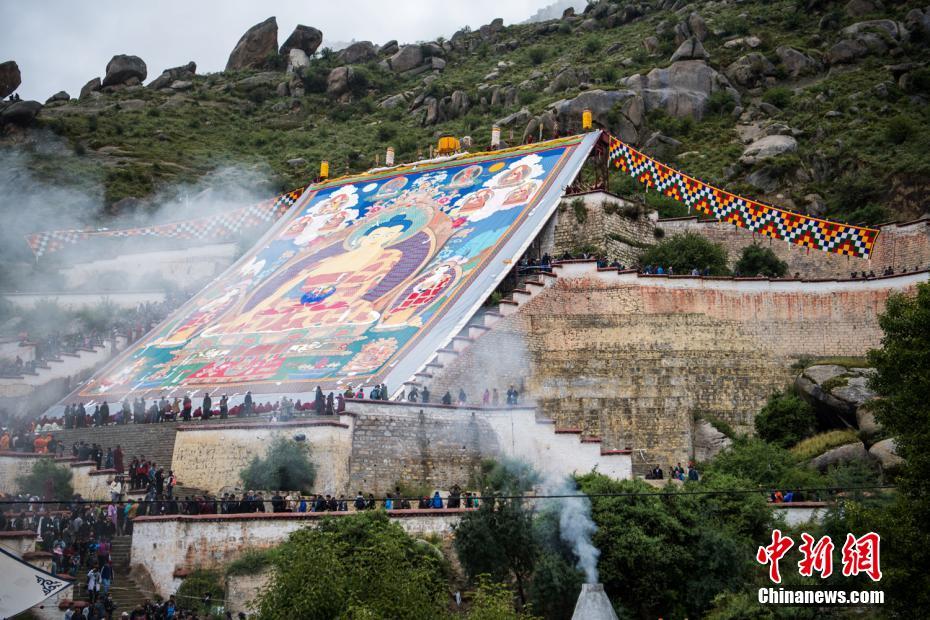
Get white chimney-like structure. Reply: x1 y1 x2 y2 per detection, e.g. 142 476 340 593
571 583 619 620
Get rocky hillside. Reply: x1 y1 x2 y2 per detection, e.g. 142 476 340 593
1 0 929 225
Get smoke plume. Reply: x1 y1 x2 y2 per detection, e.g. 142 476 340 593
544 474 600 584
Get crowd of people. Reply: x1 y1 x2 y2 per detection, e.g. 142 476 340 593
646 462 701 482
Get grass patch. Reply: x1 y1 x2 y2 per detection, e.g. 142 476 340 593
807 356 871 368
820 375 850 392
790 430 860 462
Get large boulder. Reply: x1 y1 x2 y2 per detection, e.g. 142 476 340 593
286 49 311 75
832 375 877 408
827 39 870 65
0 60 21 98
688 12 708 42
80 77 101 99
624 60 739 120
869 438 903 472
0 100 42 125
548 89 644 142
725 53 776 88
856 401 882 440
775 46 823 78
147 61 196 90
326 66 354 98
102 55 147 87
389 45 424 73
804 365 848 385
447 90 470 118
809 442 871 472
226 17 278 71
840 19 905 40
693 419 732 462
339 41 377 65
740 135 798 164
378 40 399 56
279 25 323 57
846 0 884 18
545 66 589 93
45 91 70 104
670 37 709 62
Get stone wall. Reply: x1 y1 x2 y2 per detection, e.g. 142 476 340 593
345 402 631 493
131 510 468 597
550 191 657 264
169 419 354 494
347 403 500 495
659 217 930 279
429 269 927 472
0 452 42 494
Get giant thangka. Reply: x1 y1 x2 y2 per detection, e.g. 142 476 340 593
73 133 598 400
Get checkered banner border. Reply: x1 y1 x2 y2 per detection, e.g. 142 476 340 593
25 188 305 259
607 135 879 259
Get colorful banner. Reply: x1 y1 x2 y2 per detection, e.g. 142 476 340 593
607 135 879 259
72 134 596 399
24 188 305 259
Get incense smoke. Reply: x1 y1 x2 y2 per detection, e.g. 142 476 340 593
544 474 600 584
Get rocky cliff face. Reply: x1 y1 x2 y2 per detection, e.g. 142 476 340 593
1 0 928 223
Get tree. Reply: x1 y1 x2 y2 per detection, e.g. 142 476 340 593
753 391 815 447
240 437 316 493
866 282 930 615
17 459 73 499
454 491 539 606
703 437 821 493
639 232 729 275
466 578 541 620
734 244 788 278
575 474 772 619
254 511 448 619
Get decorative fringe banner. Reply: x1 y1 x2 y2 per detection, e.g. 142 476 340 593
25 188 305 259
607 135 879 259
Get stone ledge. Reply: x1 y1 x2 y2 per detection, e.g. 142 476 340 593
133 507 476 524
600 449 633 455
345 399 535 413
554 427 582 434
176 419 350 432
22 551 54 560
88 468 118 476
69 460 98 468
0 451 43 458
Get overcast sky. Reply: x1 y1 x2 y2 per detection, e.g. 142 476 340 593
1 0 552 101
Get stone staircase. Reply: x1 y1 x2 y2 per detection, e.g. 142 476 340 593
52 423 179 470
108 535 150 612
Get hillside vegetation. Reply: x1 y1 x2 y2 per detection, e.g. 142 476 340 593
3 0 930 227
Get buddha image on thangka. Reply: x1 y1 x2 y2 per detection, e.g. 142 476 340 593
79 146 571 396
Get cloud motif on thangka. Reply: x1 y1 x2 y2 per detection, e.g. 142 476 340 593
483 154 545 189
294 184 361 246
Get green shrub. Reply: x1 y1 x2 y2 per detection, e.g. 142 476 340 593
754 391 816 448
301 66 330 94
583 38 602 54
885 115 915 145
762 86 793 109
570 198 587 224
240 437 316 492
734 244 788 277
844 203 890 226
225 548 277 576
639 232 729 275
527 46 547 66
17 459 73 499
706 90 737 115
